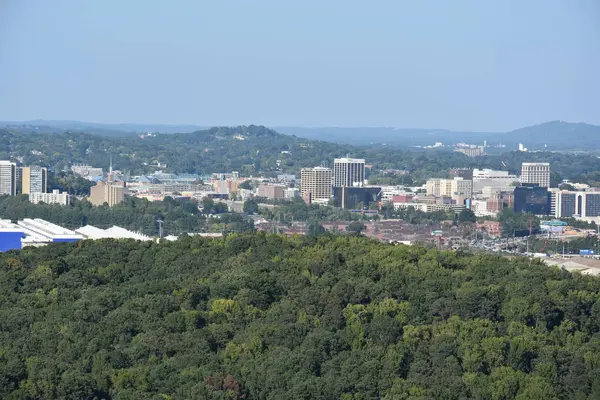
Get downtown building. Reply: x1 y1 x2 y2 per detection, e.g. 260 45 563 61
0 161 17 196
548 189 600 219
300 167 332 204
21 166 48 194
426 177 473 204
521 162 551 188
333 158 365 187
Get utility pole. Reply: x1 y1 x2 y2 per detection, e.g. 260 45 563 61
157 219 164 240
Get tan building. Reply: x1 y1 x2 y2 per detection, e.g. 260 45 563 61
21 166 48 194
258 184 285 200
213 179 239 195
89 181 125 207
426 177 472 202
301 167 332 203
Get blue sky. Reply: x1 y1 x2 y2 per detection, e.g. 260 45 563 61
0 0 598 131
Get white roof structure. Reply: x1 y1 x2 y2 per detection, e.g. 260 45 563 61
75 225 112 239
104 226 152 241
76 224 152 241
0 219 22 232
17 218 84 241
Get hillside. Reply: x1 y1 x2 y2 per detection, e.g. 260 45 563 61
1 234 599 399
0 120 207 137
503 121 600 150
277 121 600 150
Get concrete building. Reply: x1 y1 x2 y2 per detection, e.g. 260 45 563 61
213 179 239 195
426 177 472 203
301 167 332 203
29 190 70 205
333 158 365 187
472 169 519 193
284 188 299 199
89 181 125 206
0 160 17 196
257 184 285 200
549 189 600 219
392 202 466 214
21 166 47 194
521 162 551 188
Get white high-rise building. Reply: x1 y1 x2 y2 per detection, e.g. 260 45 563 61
333 158 365 187
301 167 332 202
0 161 17 196
521 162 551 188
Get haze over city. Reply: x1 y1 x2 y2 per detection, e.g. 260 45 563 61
1 0 599 131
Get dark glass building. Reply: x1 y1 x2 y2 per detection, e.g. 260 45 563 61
333 187 382 209
513 184 549 215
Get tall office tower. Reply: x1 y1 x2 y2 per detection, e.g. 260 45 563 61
0 161 17 196
333 158 365 187
21 166 48 194
301 167 333 202
521 162 551 188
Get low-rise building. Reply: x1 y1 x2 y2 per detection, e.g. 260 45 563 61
257 184 285 200
29 190 71 205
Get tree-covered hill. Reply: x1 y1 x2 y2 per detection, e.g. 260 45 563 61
3 125 600 184
1 234 599 399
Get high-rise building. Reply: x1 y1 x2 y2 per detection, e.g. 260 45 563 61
514 184 549 215
89 181 125 207
0 161 17 196
333 158 365 187
521 162 550 188
301 167 332 203
21 166 48 194
548 189 600 218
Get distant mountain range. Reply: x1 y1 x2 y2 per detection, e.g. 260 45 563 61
1 119 598 150
275 121 600 150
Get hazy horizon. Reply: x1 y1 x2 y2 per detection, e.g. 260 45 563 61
1 0 598 131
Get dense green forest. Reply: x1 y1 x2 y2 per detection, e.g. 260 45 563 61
3 126 600 185
0 195 254 236
1 234 599 399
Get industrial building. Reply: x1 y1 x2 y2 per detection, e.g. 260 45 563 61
0 220 23 252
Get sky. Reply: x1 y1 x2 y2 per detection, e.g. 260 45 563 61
0 0 598 132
